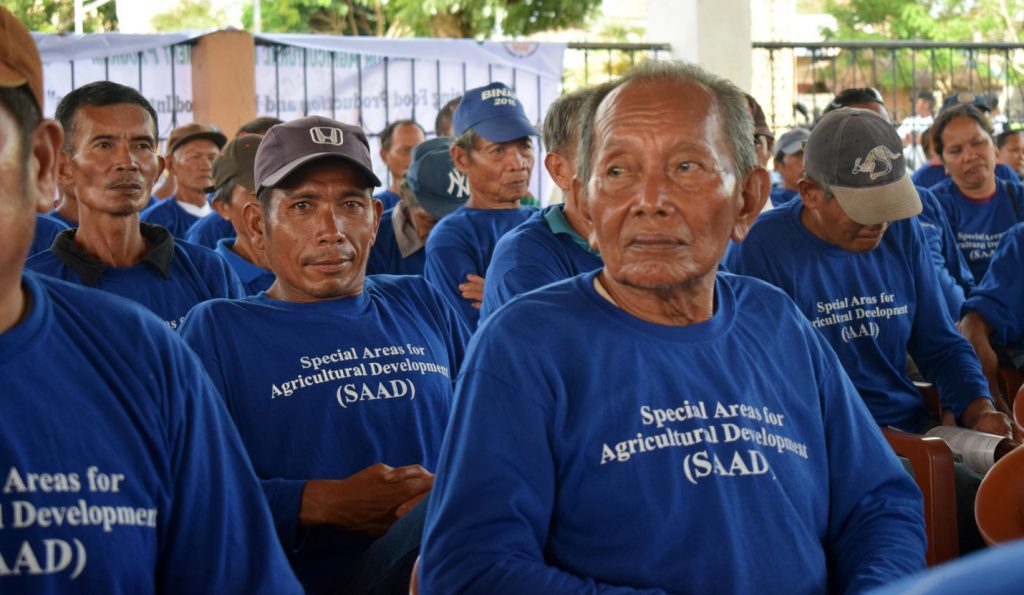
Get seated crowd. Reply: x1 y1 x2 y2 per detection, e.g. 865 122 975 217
5 6 1024 594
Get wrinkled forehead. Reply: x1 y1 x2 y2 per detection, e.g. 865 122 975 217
70 103 157 143
592 78 724 154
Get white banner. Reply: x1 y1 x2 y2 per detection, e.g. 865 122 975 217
253 35 566 199
34 32 567 201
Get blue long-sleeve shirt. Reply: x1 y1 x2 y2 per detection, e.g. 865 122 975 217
963 222 1024 348
423 206 534 328
0 271 302 594
180 275 469 594
726 198 991 431
422 270 925 593
481 204 602 320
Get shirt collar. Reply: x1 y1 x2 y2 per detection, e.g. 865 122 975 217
50 223 175 287
544 204 598 254
391 202 424 258
215 238 273 283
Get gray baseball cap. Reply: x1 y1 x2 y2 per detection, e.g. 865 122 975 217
406 137 470 218
254 116 382 192
804 107 921 225
205 133 262 193
776 128 811 156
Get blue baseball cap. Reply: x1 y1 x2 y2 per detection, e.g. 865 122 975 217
941 92 990 113
453 82 539 143
405 137 470 218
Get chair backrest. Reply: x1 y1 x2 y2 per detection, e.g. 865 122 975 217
882 427 959 566
1014 383 1024 428
975 444 1024 546
915 382 956 426
409 555 420 595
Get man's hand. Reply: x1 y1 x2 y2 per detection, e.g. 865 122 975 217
961 397 1024 440
299 463 434 536
460 274 485 310
960 312 1012 414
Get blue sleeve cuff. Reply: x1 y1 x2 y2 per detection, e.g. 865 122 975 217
261 477 309 551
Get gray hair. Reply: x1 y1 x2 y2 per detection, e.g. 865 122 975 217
397 176 422 209
576 60 757 189
452 127 484 157
802 172 834 201
543 86 596 156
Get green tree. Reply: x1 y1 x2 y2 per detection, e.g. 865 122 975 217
822 0 1022 43
243 0 604 38
7 0 118 32
151 0 229 31
818 0 1024 97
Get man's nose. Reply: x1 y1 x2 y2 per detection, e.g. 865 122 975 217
315 207 346 243
635 169 672 214
113 143 138 171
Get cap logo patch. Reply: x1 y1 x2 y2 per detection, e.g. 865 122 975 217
852 145 902 180
481 87 518 103
447 169 470 197
309 126 344 145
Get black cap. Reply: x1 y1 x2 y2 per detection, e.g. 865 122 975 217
254 116 382 192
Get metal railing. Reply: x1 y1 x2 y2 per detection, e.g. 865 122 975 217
751 41 1024 132
563 42 672 89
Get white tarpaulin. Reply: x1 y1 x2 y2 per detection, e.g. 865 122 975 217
33 31 566 200
253 34 566 197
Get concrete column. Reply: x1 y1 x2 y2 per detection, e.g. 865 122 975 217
646 0 752 92
191 30 256 136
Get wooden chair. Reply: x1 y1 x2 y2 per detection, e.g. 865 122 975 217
917 382 959 427
1001 367 1024 407
409 555 420 595
881 427 959 566
1015 384 1024 427
975 444 1024 545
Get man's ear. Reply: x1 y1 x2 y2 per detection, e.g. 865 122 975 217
242 201 266 252
797 177 823 210
572 175 599 251
451 145 470 174
153 155 166 187
730 166 770 243
370 197 384 246
163 152 178 180
543 152 573 191
29 120 64 214
212 196 231 220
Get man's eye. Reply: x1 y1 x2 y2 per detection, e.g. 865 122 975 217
290 201 311 210
607 166 623 177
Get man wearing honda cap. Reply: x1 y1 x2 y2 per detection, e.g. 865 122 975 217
727 107 1020 439
26 80 243 329
367 136 469 276
423 81 538 328
207 133 275 295
141 122 227 238
179 115 470 595
0 8 301 593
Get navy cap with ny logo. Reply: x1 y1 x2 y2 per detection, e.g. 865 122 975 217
406 136 470 218
254 115 382 192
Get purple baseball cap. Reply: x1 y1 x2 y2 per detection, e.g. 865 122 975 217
254 115 382 192
453 82 538 143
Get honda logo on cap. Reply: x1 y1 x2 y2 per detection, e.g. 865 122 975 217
310 126 344 145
